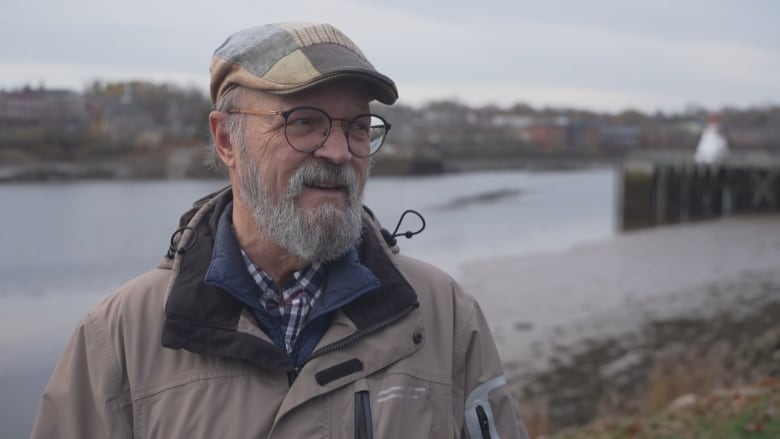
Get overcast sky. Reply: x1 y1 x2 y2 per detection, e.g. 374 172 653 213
1 0 778 113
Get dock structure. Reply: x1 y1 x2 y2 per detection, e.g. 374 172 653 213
619 151 780 231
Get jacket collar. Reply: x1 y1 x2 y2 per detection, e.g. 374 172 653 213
161 188 419 373
202 202 381 321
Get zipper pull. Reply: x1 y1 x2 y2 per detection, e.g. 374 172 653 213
354 390 373 439
476 405 492 439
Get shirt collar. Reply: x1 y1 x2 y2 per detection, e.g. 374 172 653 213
239 248 325 306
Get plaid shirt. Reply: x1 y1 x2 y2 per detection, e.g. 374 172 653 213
240 249 325 354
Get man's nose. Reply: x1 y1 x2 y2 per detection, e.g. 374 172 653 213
313 123 352 164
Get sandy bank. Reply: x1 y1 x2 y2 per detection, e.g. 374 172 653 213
461 214 780 370
459 215 780 432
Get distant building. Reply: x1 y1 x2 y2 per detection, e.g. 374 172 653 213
524 120 569 149
599 124 641 149
88 95 159 150
0 88 88 130
516 116 640 150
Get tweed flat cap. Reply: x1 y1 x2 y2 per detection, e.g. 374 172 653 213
210 22 398 105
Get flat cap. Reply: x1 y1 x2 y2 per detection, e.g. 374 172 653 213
210 22 398 105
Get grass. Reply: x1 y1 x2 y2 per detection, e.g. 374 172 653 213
553 378 779 439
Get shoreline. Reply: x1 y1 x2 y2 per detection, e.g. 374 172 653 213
0 153 620 183
458 215 780 433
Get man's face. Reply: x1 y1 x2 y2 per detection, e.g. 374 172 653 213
230 81 372 263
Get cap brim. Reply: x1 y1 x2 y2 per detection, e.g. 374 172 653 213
268 71 398 105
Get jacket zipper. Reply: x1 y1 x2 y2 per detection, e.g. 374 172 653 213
306 302 419 362
284 303 418 386
354 390 373 439
476 405 492 439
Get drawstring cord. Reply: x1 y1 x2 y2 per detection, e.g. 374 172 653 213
166 226 198 258
380 209 426 247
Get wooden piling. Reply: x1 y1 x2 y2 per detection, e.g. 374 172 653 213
620 152 780 231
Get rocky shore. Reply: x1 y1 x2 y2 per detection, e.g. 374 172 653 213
460 215 780 435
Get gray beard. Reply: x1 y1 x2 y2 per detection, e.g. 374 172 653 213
235 155 365 264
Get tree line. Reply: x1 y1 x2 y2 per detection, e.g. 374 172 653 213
1 81 778 164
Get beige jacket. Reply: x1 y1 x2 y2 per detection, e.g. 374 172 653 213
31 188 527 438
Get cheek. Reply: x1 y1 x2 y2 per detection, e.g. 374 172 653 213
354 159 370 183
247 133 292 181
251 134 283 163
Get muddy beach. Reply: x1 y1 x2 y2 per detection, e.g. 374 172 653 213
460 215 780 434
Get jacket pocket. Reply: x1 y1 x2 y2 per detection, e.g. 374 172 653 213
333 373 450 438
133 371 280 438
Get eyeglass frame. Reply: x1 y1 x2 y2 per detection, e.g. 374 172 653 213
226 106 392 158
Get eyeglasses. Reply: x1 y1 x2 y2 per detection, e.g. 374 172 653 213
227 106 391 158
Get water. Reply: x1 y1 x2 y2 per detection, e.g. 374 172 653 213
364 169 617 277
0 168 616 438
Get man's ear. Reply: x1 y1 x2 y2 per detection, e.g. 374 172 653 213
209 111 237 170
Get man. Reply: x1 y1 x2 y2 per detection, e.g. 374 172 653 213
32 22 528 438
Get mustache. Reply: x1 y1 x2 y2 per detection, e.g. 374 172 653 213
287 161 360 199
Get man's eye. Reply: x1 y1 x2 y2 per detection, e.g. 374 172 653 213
289 117 314 126
351 116 372 133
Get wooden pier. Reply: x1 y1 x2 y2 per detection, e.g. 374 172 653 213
619 151 780 231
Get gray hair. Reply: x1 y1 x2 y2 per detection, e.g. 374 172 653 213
204 86 247 175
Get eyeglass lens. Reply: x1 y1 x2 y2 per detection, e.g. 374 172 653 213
284 108 387 157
